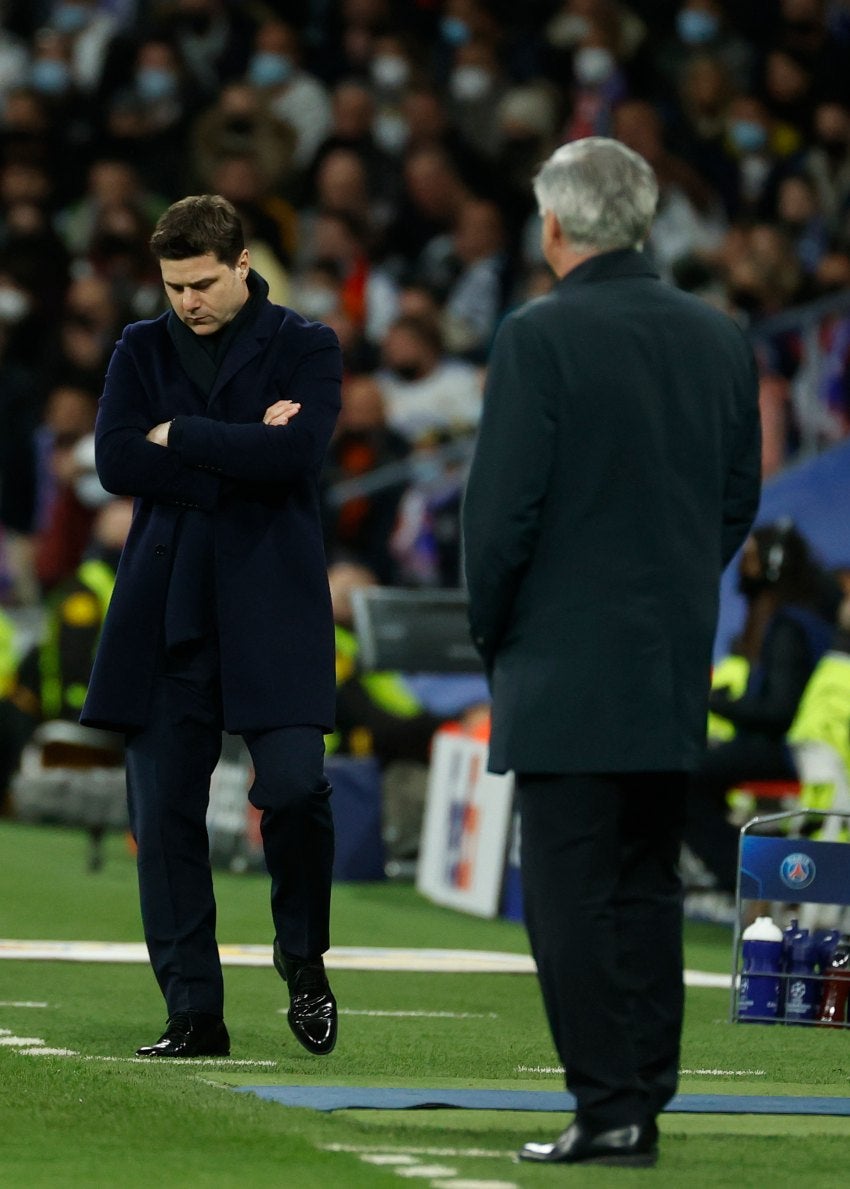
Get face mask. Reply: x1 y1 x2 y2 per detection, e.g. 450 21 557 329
30 58 72 95
440 16 471 46
449 65 492 103
74 472 112 509
547 13 591 48
737 572 769 599
51 2 91 35
371 54 409 91
294 285 338 320
0 286 31 323
730 119 767 153
179 12 213 36
573 46 616 87
392 362 424 383
135 67 178 102
676 9 719 45
248 52 293 89
373 112 409 153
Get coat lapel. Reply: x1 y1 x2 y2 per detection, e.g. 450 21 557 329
207 303 280 416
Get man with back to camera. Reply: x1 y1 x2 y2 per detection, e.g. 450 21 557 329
81 194 342 1059
463 138 761 1167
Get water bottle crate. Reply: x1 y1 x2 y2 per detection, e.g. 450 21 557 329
730 810 850 1028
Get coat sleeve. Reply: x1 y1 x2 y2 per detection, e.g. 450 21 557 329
462 310 557 667
168 329 342 483
721 340 762 568
95 338 221 510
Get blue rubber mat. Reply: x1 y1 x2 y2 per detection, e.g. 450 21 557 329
234 1086 850 1116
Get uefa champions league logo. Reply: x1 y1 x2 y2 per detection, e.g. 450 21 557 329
779 852 816 890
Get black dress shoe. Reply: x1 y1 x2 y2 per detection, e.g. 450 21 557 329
135 1012 230 1058
273 941 337 1055
518 1119 659 1167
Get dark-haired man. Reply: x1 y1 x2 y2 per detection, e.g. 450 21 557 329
82 194 342 1059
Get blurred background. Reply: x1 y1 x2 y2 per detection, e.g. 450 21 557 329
0 0 849 898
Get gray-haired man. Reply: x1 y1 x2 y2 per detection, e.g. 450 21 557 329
463 138 761 1166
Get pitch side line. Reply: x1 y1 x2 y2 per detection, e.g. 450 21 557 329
0 939 731 985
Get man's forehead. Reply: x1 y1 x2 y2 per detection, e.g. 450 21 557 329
160 253 230 285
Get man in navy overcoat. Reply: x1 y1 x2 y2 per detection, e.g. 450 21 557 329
82 194 342 1058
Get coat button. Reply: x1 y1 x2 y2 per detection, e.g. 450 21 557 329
154 544 167 556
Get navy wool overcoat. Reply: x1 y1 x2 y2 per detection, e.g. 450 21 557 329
81 302 342 733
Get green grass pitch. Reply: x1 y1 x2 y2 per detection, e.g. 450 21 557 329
1 822 849 1187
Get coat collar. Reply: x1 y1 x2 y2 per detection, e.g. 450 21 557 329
555 247 659 291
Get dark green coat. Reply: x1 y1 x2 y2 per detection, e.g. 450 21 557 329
462 249 761 774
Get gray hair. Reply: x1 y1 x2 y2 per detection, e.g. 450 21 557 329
532 137 658 252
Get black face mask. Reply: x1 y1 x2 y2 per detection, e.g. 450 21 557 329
392 363 424 383
738 572 770 599
178 13 213 36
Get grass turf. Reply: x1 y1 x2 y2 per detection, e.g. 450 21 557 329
1 822 849 1187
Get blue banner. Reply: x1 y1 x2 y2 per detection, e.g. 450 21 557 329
740 835 850 904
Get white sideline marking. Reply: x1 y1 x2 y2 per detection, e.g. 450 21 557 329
19 1047 78 1056
515 1065 562 1075
324 1146 515 1159
431 1182 518 1189
360 1155 420 1166
0 1028 10 1035
0 939 734 985
0 1001 49 1008
84 1055 277 1067
0 1036 43 1046
682 1068 767 1077
394 1167 457 1179
0 940 535 973
517 1064 767 1078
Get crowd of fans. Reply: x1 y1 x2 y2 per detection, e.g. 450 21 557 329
0 0 849 606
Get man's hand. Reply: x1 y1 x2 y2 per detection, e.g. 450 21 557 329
146 421 172 447
263 399 301 426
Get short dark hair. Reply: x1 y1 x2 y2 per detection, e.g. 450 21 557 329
149 194 244 265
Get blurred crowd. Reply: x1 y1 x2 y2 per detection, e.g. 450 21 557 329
0 0 850 609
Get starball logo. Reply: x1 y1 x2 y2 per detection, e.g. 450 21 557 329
779 852 817 890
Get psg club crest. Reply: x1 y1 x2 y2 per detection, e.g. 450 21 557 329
779 852 816 891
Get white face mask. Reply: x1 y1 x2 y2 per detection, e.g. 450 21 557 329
74 471 112 509
0 286 31 323
373 111 409 153
294 285 339 321
573 46 616 87
450 65 492 102
371 54 410 91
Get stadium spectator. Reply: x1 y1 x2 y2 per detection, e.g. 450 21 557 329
417 197 511 361
0 490 133 816
243 18 332 174
376 313 482 446
686 521 840 895
101 35 197 198
32 385 99 593
321 373 410 584
190 82 298 202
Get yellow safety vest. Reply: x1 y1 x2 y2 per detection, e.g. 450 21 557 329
0 608 16 698
39 559 116 718
787 652 850 824
327 625 424 756
707 654 750 741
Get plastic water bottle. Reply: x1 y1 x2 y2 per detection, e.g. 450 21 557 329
817 935 850 1027
783 928 818 1025
738 916 783 1023
814 927 842 971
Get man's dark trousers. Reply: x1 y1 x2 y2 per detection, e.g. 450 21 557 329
125 634 334 1017
517 771 687 1131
